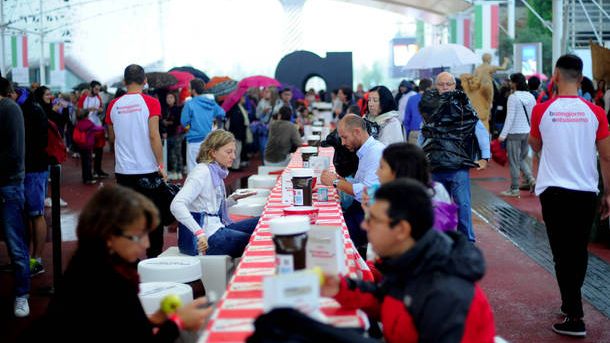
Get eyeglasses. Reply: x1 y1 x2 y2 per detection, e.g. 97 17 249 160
364 212 400 227
115 231 149 244
436 82 455 87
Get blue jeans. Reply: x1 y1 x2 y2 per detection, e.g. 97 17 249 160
432 168 475 242
0 184 30 296
24 171 48 217
178 214 259 258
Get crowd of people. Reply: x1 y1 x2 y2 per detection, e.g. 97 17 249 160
1 53 609 341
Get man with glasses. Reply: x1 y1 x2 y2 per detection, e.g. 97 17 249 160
321 179 495 342
418 72 490 242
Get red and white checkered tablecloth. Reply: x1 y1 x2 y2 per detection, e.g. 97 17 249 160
199 147 371 343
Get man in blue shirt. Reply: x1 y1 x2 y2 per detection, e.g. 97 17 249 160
181 79 226 173
321 114 385 255
404 78 432 144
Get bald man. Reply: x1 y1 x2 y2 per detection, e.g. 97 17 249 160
418 72 490 242
321 114 385 254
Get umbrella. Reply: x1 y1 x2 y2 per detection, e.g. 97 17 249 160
404 44 481 70
168 70 194 91
526 72 548 82
205 76 238 103
238 75 281 89
170 66 210 83
221 75 282 111
145 72 178 89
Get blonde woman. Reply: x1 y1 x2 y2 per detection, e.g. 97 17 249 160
170 130 259 257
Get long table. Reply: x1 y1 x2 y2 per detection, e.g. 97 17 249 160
200 147 371 342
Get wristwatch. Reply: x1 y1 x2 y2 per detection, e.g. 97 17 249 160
332 178 340 188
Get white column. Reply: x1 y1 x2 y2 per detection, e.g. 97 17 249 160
507 0 515 39
39 0 45 85
552 0 564 67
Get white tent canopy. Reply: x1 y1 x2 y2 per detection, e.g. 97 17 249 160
342 0 472 24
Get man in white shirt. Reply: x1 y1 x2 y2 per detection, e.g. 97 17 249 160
529 54 610 338
321 114 385 255
77 80 108 178
106 64 167 257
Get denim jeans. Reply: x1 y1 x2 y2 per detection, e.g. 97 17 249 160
179 214 259 258
0 184 31 296
432 168 475 242
24 171 49 217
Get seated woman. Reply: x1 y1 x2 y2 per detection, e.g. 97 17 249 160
264 106 302 166
374 142 457 232
24 185 211 342
170 129 260 258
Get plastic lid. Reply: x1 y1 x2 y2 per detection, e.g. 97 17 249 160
270 215 310 235
306 135 321 140
138 256 202 283
139 282 193 315
301 147 318 154
290 168 314 177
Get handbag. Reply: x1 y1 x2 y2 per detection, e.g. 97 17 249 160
136 174 181 226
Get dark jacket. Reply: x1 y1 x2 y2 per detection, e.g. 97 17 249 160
21 245 180 343
334 230 495 343
0 98 25 186
264 119 302 163
419 89 479 171
162 105 182 137
21 100 49 173
227 103 248 142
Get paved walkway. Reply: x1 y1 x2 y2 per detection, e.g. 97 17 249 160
1 154 609 342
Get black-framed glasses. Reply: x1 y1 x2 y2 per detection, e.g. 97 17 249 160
364 212 400 227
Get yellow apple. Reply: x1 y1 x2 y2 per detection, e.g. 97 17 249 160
161 294 182 315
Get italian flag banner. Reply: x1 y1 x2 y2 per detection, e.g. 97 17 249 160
474 1 499 51
11 35 28 68
49 42 66 87
11 35 29 84
49 42 65 71
450 15 472 48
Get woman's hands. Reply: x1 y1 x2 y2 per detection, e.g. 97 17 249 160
197 235 208 254
176 297 214 331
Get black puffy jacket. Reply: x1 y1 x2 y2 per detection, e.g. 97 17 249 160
419 89 480 171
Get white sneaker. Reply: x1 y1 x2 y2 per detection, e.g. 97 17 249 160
59 198 68 207
44 197 52 208
14 296 29 317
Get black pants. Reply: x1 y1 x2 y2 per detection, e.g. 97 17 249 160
540 187 597 319
93 147 103 173
115 172 165 258
80 148 93 182
344 201 367 257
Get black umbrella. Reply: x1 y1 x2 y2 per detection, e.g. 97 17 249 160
169 66 209 83
146 72 178 89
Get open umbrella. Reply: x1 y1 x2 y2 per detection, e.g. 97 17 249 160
238 75 281 89
168 70 194 91
221 75 282 111
526 72 548 82
280 83 304 100
205 76 238 103
170 66 210 83
404 44 481 70
145 72 178 89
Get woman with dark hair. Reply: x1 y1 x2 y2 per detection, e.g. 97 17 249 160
580 76 595 102
366 85 403 145
163 92 184 180
499 73 536 197
374 142 456 232
594 79 606 108
24 185 212 342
